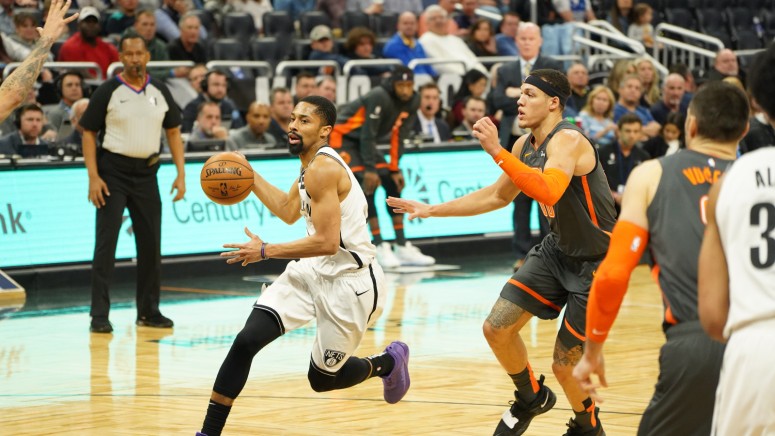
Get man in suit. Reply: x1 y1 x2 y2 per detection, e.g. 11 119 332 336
413 82 451 143
491 21 561 271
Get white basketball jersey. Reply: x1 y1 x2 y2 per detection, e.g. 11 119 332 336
715 147 775 338
298 146 376 275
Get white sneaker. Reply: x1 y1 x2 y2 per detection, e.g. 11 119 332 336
376 242 401 269
394 242 435 266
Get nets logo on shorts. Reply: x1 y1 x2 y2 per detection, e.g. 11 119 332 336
324 349 346 367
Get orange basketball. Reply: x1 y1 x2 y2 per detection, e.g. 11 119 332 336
200 152 255 205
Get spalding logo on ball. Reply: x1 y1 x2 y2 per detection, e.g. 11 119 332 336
200 152 255 205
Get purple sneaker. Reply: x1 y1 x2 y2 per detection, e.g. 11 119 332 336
196 433 208 436
381 341 410 404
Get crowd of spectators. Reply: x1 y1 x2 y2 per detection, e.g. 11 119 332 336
0 0 768 165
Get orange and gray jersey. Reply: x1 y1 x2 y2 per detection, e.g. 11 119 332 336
520 120 617 259
330 85 418 173
647 149 733 328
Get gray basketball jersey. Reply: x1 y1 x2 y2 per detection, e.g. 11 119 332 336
298 146 376 275
520 120 617 258
647 149 733 327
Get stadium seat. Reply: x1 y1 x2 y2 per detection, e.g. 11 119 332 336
299 11 331 38
370 13 399 38
251 36 290 67
696 8 726 34
734 30 763 49
223 12 256 39
725 6 755 30
341 10 370 35
293 39 312 61
262 10 294 37
664 8 696 31
210 38 247 61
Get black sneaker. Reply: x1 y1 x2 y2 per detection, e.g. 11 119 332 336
563 407 605 436
136 314 174 328
90 318 113 333
493 374 557 436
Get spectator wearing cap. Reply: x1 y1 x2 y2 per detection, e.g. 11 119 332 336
57 7 120 78
308 25 350 75
382 11 437 77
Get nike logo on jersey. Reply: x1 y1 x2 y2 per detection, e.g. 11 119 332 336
355 289 370 296
120 99 129 103
524 152 532 158
369 114 380 119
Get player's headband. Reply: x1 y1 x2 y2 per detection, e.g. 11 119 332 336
524 75 567 106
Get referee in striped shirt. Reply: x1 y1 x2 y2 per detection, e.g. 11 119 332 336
82 31 186 334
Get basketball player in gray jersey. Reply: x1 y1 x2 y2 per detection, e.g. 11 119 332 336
575 82 751 436
389 69 616 435
198 96 410 436
699 44 775 436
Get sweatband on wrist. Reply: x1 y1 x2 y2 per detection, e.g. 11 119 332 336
586 220 649 343
493 149 571 206
260 242 268 260
524 75 567 107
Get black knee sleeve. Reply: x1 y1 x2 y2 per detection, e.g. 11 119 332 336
307 362 338 393
213 308 282 399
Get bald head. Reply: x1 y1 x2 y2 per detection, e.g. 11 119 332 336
715 49 739 76
516 22 542 60
397 11 417 38
662 73 686 109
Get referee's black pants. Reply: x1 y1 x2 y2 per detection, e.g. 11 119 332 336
90 150 162 321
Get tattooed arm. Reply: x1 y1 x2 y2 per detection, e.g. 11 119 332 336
0 0 77 122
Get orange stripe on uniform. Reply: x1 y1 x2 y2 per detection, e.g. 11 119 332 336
526 362 539 394
581 175 599 227
330 107 366 148
388 112 410 172
650 264 678 325
563 319 586 342
507 279 562 312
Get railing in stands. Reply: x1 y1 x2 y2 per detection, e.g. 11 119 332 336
106 61 195 78
342 59 403 76
573 21 668 78
275 60 340 78
3 61 104 81
653 22 723 74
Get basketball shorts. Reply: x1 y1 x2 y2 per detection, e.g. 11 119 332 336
500 234 601 348
254 258 386 373
712 318 775 436
637 321 724 436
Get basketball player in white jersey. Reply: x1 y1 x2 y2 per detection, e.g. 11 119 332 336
698 44 775 435
198 96 410 436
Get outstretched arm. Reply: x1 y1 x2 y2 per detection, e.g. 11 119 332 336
250 171 302 225
0 0 76 122
698 177 730 342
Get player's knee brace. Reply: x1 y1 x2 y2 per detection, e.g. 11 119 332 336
232 308 282 355
307 362 337 392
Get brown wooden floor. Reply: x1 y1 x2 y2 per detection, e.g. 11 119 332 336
0 262 664 435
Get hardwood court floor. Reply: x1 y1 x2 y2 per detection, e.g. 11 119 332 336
0 255 664 435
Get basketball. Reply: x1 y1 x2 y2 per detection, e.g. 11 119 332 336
200 152 255 205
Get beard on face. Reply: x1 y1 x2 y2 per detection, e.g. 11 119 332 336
288 131 303 155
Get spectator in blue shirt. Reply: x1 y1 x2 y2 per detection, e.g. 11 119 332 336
495 12 520 56
613 74 661 138
382 11 436 77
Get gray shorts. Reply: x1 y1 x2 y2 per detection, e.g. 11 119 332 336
500 234 601 348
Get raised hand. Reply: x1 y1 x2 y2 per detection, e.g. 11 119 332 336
386 196 431 220
472 116 503 158
38 0 78 43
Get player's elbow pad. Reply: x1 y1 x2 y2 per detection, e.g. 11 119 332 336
592 265 633 314
493 149 570 206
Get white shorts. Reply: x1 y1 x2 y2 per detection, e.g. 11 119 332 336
254 258 386 373
712 319 775 436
